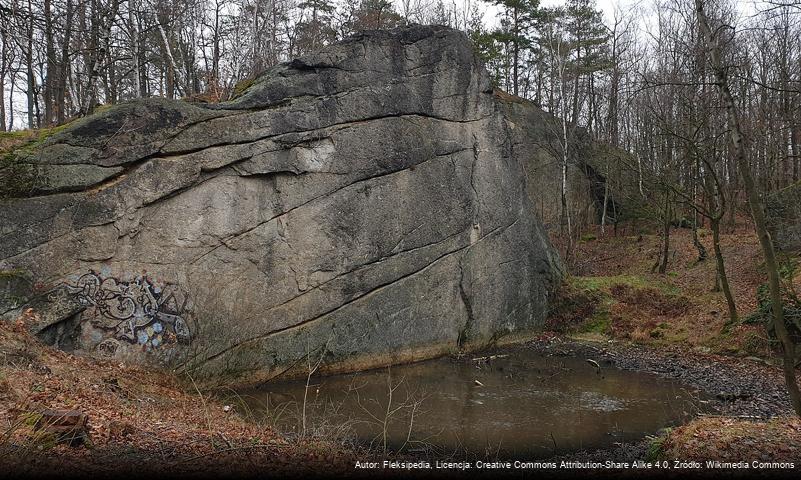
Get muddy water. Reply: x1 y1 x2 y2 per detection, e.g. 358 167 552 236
237 349 702 458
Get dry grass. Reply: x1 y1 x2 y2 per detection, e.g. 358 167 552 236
0 311 355 476
564 220 780 357
0 130 38 154
660 416 801 462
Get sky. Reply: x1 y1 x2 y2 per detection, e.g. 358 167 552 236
475 0 768 32
0 0 783 129
474 0 635 27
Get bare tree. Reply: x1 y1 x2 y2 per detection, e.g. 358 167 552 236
695 0 801 416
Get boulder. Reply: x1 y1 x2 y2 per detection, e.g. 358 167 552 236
0 25 563 386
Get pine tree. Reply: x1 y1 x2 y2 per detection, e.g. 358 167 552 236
564 0 610 127
296 0 337 55
345 0 404 33
487 0 540 96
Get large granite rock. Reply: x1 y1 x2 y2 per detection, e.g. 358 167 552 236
494 91 639 232
0 25 563 386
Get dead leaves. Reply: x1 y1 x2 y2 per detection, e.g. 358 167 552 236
0 318 354 475
663 416 801 461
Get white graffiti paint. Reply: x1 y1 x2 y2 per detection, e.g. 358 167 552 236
68 271 190 348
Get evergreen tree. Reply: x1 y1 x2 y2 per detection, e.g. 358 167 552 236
565 0 611 126
345 0 404 33
295 0 337 55
487 0 540 96
469 5 504 85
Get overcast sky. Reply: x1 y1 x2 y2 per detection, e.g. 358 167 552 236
475 0 766 31
0 0 781 129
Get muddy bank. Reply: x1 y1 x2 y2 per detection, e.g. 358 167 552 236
511 334 796 465
519 336 793 418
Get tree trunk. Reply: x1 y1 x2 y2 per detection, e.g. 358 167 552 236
43 0 56 125
601 168 609 236
25 0 36 128
0 32 7 131
104 22 116 104
571 48 582 127
658 194 671 274
711 217 738 329
696 0 801 416
56 0 74 123
130 0 141 98
7 71 15 130
82 0 100 115
512 8 519 97
692 220 707 263
792 125 800 184
156 19 178 99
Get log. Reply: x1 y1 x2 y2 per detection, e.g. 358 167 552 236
34 409 89 446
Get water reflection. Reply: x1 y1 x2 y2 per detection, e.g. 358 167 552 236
236 350 701 458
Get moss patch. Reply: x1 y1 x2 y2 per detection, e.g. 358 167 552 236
0 151 37 199
0 123 75 199
0 130 37 153
0 269 28 279
580 309 611 335
552 275 691 343
232 78 257 99
0 123 74 156
546 278 604 333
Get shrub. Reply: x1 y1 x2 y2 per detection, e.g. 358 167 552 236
546 280 603 332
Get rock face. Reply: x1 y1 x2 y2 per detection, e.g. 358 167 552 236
0 25 564 386
496 91 625 231
767 181 801 252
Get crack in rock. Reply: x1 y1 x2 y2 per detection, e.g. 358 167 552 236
0 25 569 385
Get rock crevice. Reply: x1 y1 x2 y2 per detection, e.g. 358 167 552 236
1 25 563 386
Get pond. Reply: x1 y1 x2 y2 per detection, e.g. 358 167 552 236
235 348 703 458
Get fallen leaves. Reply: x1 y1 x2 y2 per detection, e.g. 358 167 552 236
662 416 801 462
0 320 356 476
569 226 779 356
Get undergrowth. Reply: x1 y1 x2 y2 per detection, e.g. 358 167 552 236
743 258 801 354
547 275 689 339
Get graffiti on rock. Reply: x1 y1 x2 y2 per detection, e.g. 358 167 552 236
67 271 190 349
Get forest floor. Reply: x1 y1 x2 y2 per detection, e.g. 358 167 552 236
547 222 801 465
0 312 357 477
